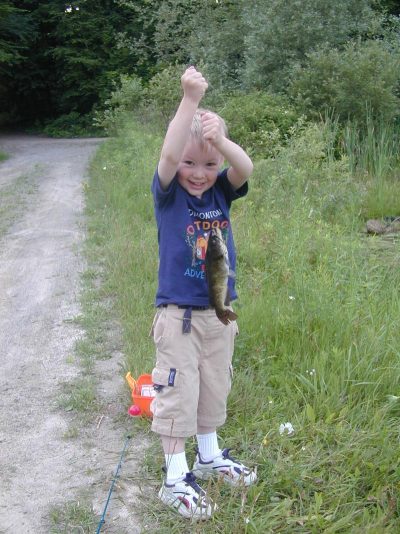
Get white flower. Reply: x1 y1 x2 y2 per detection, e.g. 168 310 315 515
289 295 295 301
65 6 72 12
307 368 316 376
279 422 294 435
75 6 79 9
103 166 107 170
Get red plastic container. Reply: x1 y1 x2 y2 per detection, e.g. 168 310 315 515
126 372 155 417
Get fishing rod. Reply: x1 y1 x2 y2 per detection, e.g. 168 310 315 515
95 434 132 534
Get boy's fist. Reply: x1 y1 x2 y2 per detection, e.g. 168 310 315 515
181 66 208 103
201 112 224 146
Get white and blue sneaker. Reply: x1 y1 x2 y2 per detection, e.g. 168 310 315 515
158 471 215 520
192 448 257 487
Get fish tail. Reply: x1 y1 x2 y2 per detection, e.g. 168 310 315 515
216 308 238 325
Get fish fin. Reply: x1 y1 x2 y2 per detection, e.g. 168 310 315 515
216 308 238 326
224 287 232 306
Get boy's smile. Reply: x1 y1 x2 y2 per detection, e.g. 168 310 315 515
177 139 223 198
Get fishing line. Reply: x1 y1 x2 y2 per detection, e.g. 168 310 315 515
95 434 132 534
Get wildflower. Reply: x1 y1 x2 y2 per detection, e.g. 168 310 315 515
103 166 107 170
279 422 294 436
65 5 72 12
75 6 79 9
307 368 316 376
301 446 306 451
289 295 295 301
244 517 250 524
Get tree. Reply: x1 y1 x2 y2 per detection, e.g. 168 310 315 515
241 0 381 91
1 0 156 124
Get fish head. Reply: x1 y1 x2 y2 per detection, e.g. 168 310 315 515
206 228 227 260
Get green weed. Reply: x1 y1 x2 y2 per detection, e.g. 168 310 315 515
49 499 97 533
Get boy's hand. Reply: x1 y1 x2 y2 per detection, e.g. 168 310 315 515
201 112 224 147
181 66 208 104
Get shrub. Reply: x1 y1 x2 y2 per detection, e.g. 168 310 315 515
40 112 102 138
241 0 379 90
289 39 400 126
143 64 185 123
218 92 302 158
93 74 144 134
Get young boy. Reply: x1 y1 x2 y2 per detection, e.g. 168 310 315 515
150 66 256 520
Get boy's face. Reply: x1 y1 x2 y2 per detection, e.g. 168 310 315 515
177 138 223 198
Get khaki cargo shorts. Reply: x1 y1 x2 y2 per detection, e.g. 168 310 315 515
150 305 238 438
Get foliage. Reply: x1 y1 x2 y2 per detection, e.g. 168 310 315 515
85 118 400 532
37 111 103 138
241 0 381 90
143 64 186 122
0 1 33 65
1 0 155 124
342 114 400 179
93 74 144 134
290 39 400 125
218 92 303 159
187 0 247 91
152 0 202 66
2 0 400 137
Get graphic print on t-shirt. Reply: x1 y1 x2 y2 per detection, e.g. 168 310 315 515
184 207 230 279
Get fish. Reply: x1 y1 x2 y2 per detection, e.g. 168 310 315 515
205 228 238 325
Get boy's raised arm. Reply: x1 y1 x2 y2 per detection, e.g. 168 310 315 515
202 113 253 191
157 67 208 190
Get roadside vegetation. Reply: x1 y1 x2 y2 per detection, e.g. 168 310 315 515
84 100 400 530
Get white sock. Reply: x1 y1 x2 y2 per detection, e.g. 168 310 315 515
196 431 222 462
164 451 189 483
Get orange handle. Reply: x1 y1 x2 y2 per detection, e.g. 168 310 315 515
125 372 137 392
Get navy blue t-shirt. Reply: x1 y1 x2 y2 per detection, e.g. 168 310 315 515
151 168 248 307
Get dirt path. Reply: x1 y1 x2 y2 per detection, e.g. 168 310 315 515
0 135 143 534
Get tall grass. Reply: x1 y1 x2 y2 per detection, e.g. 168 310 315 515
85 117 400 532
343 116 399 180
342 116 400 219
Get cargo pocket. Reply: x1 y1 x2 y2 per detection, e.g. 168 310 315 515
151 308 168 349
151 366 180 419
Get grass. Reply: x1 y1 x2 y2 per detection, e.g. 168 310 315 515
83 115 400 532
49 498 97 533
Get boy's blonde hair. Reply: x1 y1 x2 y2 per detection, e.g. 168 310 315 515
190 108 228 147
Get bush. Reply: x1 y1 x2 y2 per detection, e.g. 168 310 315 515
289 39 400 126
143 64 185 123
218 92 303 158
39 112 103 138
93 74 144 134
241 0 379 90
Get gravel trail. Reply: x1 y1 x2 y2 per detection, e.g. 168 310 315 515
0 135 143 534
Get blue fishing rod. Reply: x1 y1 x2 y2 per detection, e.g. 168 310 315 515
95 434 132 534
